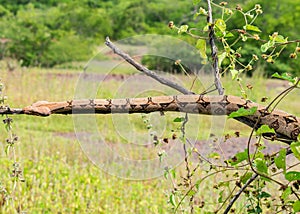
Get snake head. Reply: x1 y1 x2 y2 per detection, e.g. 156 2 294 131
23 101 51 116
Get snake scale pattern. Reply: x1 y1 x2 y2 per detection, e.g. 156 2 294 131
23 95 300 143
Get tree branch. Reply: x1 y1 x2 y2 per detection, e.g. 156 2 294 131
223 173 258 213
105 37 194 95
2 95 297 144
207 0 224 95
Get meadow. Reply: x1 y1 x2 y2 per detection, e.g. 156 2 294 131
0 61 299 213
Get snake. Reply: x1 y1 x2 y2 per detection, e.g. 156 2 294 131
23 94 300 144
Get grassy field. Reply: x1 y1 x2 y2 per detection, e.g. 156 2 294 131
0 63 299 213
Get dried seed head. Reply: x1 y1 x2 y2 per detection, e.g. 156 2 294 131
235 53 242 58
163 138 169 144
234 131 240 137
237 29 246 34
219 2 228 6
261 97 268 102
225 8 233 15
246 84 253 90
290 53 297 59
253 34 260 40
236 4 242 11
252 54 259 61
168 21 174 29
245 65 253 71
174 59 181 65
256 9 263 14
261 54 268 59
266 57 274 63
272 32 278 38
199 7 208 16
255 4 262 9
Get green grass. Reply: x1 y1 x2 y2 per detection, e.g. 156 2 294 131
0 66 299 213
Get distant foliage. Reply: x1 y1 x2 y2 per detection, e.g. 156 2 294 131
226 0 300 76
0 0 192 67
0 0 299 76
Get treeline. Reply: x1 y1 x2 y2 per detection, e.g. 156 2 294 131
0 0 193 67
0 0 299 76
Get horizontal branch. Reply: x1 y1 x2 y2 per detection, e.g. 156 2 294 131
0 107 23 115
3 95 299 144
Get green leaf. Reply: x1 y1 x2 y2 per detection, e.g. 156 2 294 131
215 31 225 38
293 200 300 212
274 35 287 43
261 40 275 52
225 32 234 38
218 190 224 203
203 24 209 32
285 171 300 181
218 180 230 187
291 142 300 161
218 52 227 67
187 190 196 197
254 158 268 174
241 34 247 42
195 179 201 190
258 191 271 199
215 19 226 33
281 186 292 201
196 39 207 60
254 151 265 159
178 25 188 34
193 0 201 5
228 107 257 119
170 169 176 179
240 172 253 184
169 194 176 207
274 149 286 173
261 43 269 52
228 149 248 166
5 144 10 156
173 117 185 122
244 24 261 32
230 69 239 80
208 152 220 159
272 72 297 84
256 125 275 135
164 170 168 179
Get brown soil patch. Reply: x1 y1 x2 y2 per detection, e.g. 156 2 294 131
54 131 288 162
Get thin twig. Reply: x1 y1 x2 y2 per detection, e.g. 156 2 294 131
207 0 224 95
224 148 294 213
105 37 194 95
223 173 258 213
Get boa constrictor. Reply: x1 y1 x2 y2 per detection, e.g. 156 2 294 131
23 95 300 143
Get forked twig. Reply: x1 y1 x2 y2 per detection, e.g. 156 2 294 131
105 37 194 95
207 0 224 95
